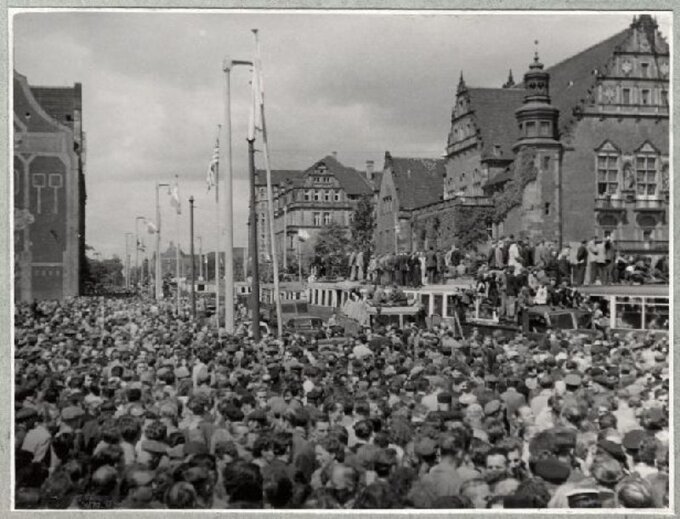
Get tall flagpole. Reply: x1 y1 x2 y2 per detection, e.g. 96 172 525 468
176 212 181 314
154 182 170 300
214 131 221 328
222 58 252 334
247 71 261 340
253 29 283 338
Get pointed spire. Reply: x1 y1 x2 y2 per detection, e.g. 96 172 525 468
457 71 467 94
530 40 544 70
503 69 515 89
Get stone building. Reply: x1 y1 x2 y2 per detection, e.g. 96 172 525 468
253 169 305 262
252 154 374 268
374 152 446 254
13 71 86 301
422 15 670 256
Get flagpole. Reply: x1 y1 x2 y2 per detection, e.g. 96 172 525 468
211 126 222 328
215 173 221 328
247 135 261 341
176 210 181 315
222 57 252 335
253 28 283 338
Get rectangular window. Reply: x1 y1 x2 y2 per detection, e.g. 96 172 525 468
641 62 649 78
640 89 650 105
544 202 550 215
661 90 668 106
526 121 537 137
540 121 550 137
324 190 331 202
622 88 631 105
636 155 657 196
597 154 619 195
334 191 341 202
304 190 311 201
314 190 321 201
323 212 332 225
313 212 321 226
542 156 550 171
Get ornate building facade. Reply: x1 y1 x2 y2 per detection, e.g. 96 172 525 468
252 155 375 268
14 71 86 301
416 14 669 256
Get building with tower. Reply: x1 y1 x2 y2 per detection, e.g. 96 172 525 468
13 71 86 301
380 14 669 257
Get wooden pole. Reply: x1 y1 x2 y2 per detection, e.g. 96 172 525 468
189 196 196 318
253 29 283 338
248 138 261 341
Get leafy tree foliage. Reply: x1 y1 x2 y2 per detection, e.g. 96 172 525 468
312 221 350 278
350 195 376 252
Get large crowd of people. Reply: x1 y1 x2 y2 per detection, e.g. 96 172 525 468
341 236 668 289
14 293 669 509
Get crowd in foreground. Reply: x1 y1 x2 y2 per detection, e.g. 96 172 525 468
14 295 669 509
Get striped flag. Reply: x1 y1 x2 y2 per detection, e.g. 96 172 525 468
170 177 181 215
207 127 220 200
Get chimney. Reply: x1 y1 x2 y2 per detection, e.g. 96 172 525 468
366 160 375 180
332 151 338 160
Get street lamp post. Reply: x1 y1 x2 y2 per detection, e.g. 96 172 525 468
125 232 133 289
189 196 196 319
197 236 203 280
222 57 253 334
135 216 146 289
155 181 171 300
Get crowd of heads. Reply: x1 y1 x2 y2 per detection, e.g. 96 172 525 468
14 294 669 509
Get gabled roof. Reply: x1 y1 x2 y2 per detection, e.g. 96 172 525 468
305 155 373 196
542 27 630 132
30 85 81 130
389 156 445 210
467 88 525 160
254 169 305 187
369 171 383 192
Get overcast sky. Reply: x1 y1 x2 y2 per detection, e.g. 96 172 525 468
12 10 672 259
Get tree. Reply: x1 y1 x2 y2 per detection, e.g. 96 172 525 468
350 195 376 252
313 221 350 278
83 255 124 293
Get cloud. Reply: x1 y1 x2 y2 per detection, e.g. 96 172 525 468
12 10 672 258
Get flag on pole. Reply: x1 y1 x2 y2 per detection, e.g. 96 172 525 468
145 219 158 234
206 126 220 199
297 229 310 242
170 177 181 215
248 67 262 141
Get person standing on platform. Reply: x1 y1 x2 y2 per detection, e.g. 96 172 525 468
356 250 365 282
573 240 587 285
426 247 437 285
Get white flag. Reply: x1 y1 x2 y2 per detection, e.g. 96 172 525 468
170 177 181 215
298 229 310 242
248 67 262 141
207 127 220 199
145 219 158 234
